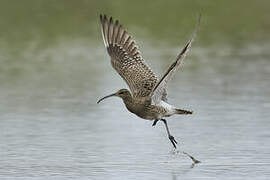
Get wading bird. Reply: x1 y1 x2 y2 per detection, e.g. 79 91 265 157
97 14 200 162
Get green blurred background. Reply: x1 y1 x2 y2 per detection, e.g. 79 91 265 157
1 0 269 46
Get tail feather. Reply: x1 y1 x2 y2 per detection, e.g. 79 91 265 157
175 108 193 114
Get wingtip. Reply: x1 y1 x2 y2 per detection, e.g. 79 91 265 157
100 15 120 26
109 16 113 24
100 14 109 23
99 14 103 22
197 13 202 29
185 13 201 47
198 13 202 20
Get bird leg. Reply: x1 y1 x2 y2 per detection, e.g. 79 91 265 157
153 120 200 164
153 119 200 163
152 119 159 126
161 119 178 148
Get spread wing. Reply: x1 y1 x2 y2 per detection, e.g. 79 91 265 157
100 14 158 100
151 15 201 105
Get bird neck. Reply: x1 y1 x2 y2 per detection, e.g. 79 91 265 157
124 97 138 115
120 93 134 110
121 94 133 104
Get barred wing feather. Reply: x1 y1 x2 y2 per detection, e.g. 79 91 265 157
100 15 158 100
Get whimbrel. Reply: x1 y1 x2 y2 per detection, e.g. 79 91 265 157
97 14 200 163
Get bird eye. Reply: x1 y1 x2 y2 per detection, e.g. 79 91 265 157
119 92 124 94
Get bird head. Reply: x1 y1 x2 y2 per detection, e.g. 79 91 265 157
97 89 131 104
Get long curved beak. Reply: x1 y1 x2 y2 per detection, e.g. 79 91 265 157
97 93 117 104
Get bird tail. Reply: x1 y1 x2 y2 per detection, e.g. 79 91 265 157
175 108 193 115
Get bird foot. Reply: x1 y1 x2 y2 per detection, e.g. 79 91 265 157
169 135 178 148
183 151 201 164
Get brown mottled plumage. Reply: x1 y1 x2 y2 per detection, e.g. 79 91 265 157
100 15 158 100
97 15 200 163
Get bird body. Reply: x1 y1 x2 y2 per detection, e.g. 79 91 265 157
97 14 200 149
125 99 167 120
125 99 192 120
98 88 192 121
